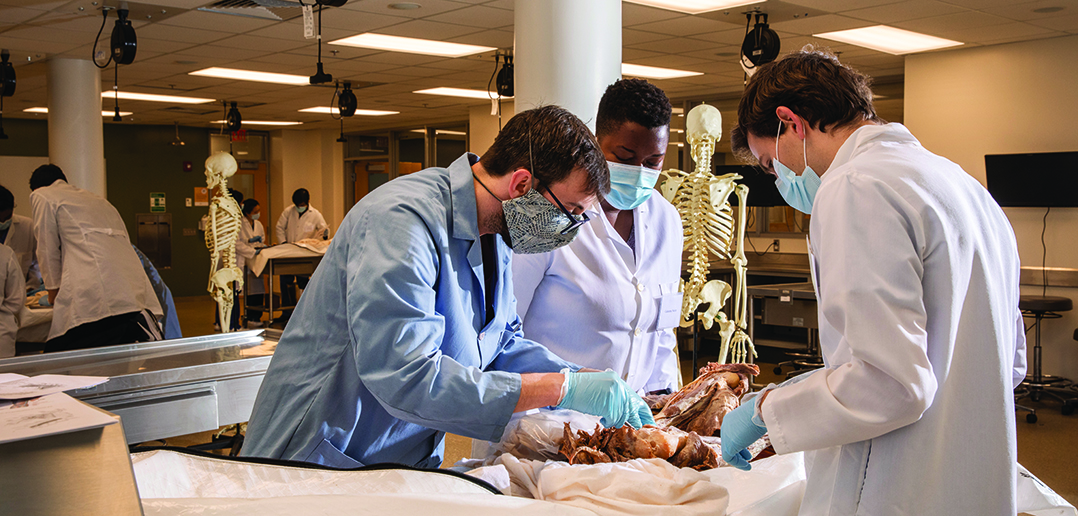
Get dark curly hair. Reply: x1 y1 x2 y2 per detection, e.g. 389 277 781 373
730 48 881 163
480 105 608 196
596 78 673 138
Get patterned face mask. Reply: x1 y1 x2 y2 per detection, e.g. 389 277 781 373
501 187 583 254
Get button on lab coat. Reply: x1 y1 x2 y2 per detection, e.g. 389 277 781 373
30 180 163 340
759 124 1025 515
242 153 577 469
237 217 266 295
2 214 41 290
513 194 683 393
275 205 329 244
0 245 24 357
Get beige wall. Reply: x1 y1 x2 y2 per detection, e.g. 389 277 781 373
468 102 516 156
269 129 346 243
906 34 1078 379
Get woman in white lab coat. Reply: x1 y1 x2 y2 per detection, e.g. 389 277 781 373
237 199 267 328
513 79 682 394
720 49 1025 515
0 244 25 358
0 185 41 290
29 165 163 352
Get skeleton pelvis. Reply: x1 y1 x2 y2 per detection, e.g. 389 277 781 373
680 279 732 329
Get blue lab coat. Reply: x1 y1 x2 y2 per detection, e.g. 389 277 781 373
241 153 577 468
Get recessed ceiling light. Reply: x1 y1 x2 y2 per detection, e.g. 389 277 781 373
190 67 310 85
388 2 421 9
814 25 963 55
624 0 764 15
414 87 503 100
102 91 215 104
299 106 400 116
671 107 684 114
622 63 703 79
409 129 467 136
211 120 303 126
24 107 133 116
329 33 495 57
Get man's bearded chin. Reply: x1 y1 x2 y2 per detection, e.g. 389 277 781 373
483 210 511 244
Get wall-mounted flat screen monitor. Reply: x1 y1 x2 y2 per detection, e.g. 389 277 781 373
985 151 1078 207
715 165 786 207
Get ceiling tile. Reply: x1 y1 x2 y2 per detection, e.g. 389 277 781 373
425 5 514 28
141 23 228 44
769 13 873 34
623 28 674 45
939 21 1057 44
340 0 471 18
628 36 722 54
366 19 481 39
980 1 1078 21
318 9 409 32
784 0 907 10
0 6 49 25
449 28 513 48
842 0 967 24
627 15 733 36
1025 13 1078 32
932 0 1041 8
687 28 753 45
623 47 666 60
157 10 277 33
215 35 311 53
622 3 685 25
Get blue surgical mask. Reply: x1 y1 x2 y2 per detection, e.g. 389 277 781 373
297 205 308 215
606 161 660 211
0 218 10 231
773 120 821 214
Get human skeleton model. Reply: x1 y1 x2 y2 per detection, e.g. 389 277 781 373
659 104 754 364
204 151 243 333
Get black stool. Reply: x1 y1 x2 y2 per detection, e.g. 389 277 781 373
1014 295 1074 423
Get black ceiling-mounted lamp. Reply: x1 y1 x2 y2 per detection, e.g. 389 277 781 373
740 13 780 78
309 1 332 84
92 7 138 122
172 121 185 146
226 102 242 132
338 81 357 117
0 49 15 140
496 54 514 98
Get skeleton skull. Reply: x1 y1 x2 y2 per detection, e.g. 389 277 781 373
686 103 722 149
205 151 238 189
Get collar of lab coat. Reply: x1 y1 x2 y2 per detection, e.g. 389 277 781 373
585 197 650 243
826 123 920 179
448 152 482 243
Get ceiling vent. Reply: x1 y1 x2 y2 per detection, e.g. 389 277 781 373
198 0 304 21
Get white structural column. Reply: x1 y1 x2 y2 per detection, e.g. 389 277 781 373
514 0 621 129
47 58 106 196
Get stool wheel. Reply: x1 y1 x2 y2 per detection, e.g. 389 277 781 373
1026 413 1038 424
773 367 783 375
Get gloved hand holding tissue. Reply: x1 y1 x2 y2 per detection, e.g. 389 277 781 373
556 370 655 429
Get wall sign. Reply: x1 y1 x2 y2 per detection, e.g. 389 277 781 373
150 192 166 213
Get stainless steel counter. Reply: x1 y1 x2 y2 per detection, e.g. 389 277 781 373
0 331 275 444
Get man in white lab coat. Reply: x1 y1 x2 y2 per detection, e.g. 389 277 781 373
0 244 24 358
0 184 42 290
29 165 164 352
513 79 683 394
274 188 329 322
721 49 1025 515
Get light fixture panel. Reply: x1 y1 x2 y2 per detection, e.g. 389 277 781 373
814 25 963 55
624 0 765 15
190 67 310 85
299 107 399 116
414 87 505 100
211 120 302 126
25 107 132 116
102 91 215 104
329 33 495 57
622 63 703 79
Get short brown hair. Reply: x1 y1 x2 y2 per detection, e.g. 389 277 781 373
480 105 609 196
731 48 881 162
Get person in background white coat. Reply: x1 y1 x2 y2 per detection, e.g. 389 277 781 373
0 184 42 290
0 244 24 358
513 79 683 394
29 164 164 352
238 198 267 328
720 49 1025 515
274 188 329 323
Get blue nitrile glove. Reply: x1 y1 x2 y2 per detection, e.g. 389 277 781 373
255 247 262 255
720 397 768 471
38 295 51 307
557 370 652 429
248 235 263 243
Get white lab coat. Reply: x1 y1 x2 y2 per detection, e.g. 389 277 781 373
237 217 266 295
513 194 684 393
0 244 24 358
760 124 1024 515
2 213 41 290
275 205 329 244
31 180 163 341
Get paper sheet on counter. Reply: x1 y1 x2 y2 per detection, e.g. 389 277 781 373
0 374 109 400
0 392 116 444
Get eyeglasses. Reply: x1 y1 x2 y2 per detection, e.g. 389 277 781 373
543 184 590 234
